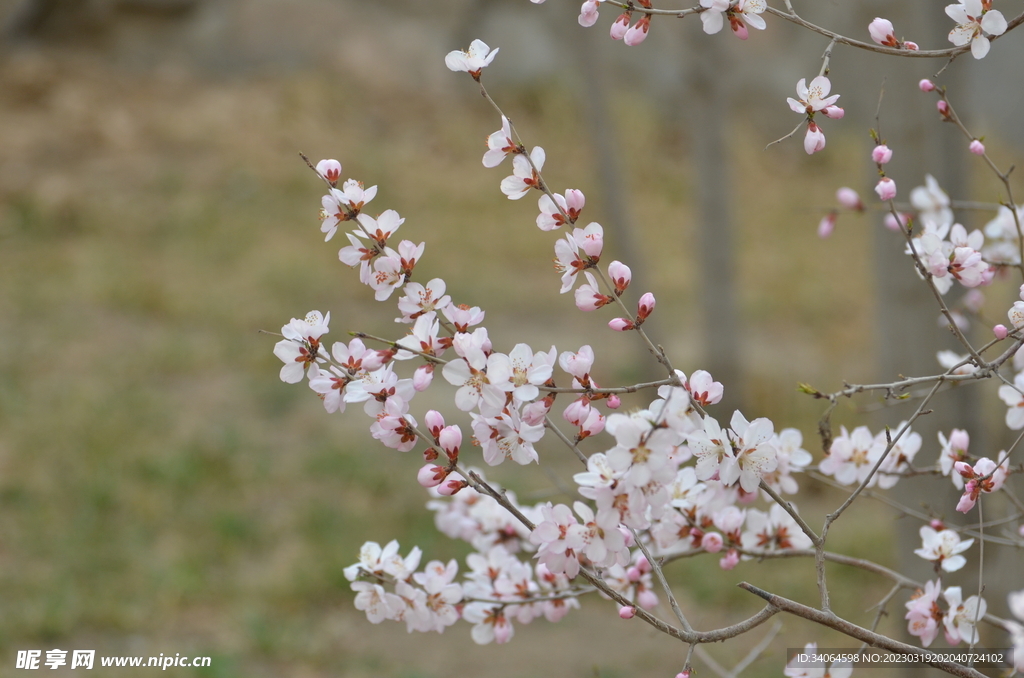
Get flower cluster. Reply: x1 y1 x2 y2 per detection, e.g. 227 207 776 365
905 579 987 647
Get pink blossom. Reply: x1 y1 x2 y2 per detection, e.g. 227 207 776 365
575 272 613 311
937 100 950 117
537 189 585 231
607 260 631 294
719 549 739 570
884 212 909 231
483 116 515 168
500 147 545 200
608 317 635 332
418 463 448 488
969 139 985 155
872 144 893 164
636 292 656 321
994 324 1009 339
623 16 651 46
905 579 943 646
787 76 840 114
618 605 636 619
875 177 897 201
701 532 724 553
920 78 936 91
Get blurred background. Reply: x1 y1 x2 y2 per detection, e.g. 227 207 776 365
1 0 1023 676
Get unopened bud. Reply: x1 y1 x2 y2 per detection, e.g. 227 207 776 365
969 139 985 156
919 78 936 92
618 605 636 619
994 324 1009 340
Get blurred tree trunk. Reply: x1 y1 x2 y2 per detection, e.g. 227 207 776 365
687 35 742 412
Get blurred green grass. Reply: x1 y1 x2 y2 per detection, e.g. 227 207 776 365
0 49 922 677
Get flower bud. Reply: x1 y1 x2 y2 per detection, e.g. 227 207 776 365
836 187 863 212
969 139 985 155
919 78 936 92
608 260 632 295
884 212 909 231
579 0 600 27
818 212 836 239
872 144 893 164
823 105 845 120
803 121 826 155
437 476 468 496
868 17 896 46
608 317 635 331
904 41 919 50
607 394 622 409
316 158 342 186
637 292 656 321
413 363 434 391
425 410 446 439
637 588 658 609
623 16 650 46
995 324 1009 340
417 464 447 488
618 605 636 619
610 13 630 40
701 532 724 553
719 549 740 570
875 177 897 201
937 100 950 118
930 518 945 530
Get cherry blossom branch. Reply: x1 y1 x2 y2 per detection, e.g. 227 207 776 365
738 583 990 678
543 414 589 464
934 88 1024 283
353 332 450 364
891 208 984 363
631 527 694 633
763 5 1024 61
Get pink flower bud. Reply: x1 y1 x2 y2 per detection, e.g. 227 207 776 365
610 13 630 40
619 524 635 547
919 78 936 92
607 394 622 409
521 399 551 426
439 425 462 455
413 363 434 391
618 605 636 619
874 177 897 201
437 477 468 496
963 289 985 312
956 490 976 513
425 410 445 438
676 672 692 678
626 566 641 582
608 317 635 331
1019 524 1024 538
930 519 945 530
872 144 893 164
608 260 632 294
637 292 656 321
995 324 1009 339
579 0 600 27
635 554 651 573
731 20 749 40
904 41 919 50
969 139 985 155
719 549 739 570
937 100 950 117
417 464 447 488
701 532 724 553
823 105 845 120
836 187 863 211
868 17 896 46
637 588 658 609
817 212 836 239
493 619 513 644
623 16 650 46
316 158 342 186
562 397 592 426
803 121 826 155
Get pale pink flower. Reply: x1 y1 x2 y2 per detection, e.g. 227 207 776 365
483 116 516 168
699 0 729 34
610 12 630 39
938 429 969 490
946 0 1007 59
969 139 986 155
445 39 499 76
905 579 943 646
920 78 936 92
943 587 986 644
274 310 330 383
914 526 973 572
537 189 584 230
998 371 1024 429
500 147 545 199
685 370 724 406
787 76 840 115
